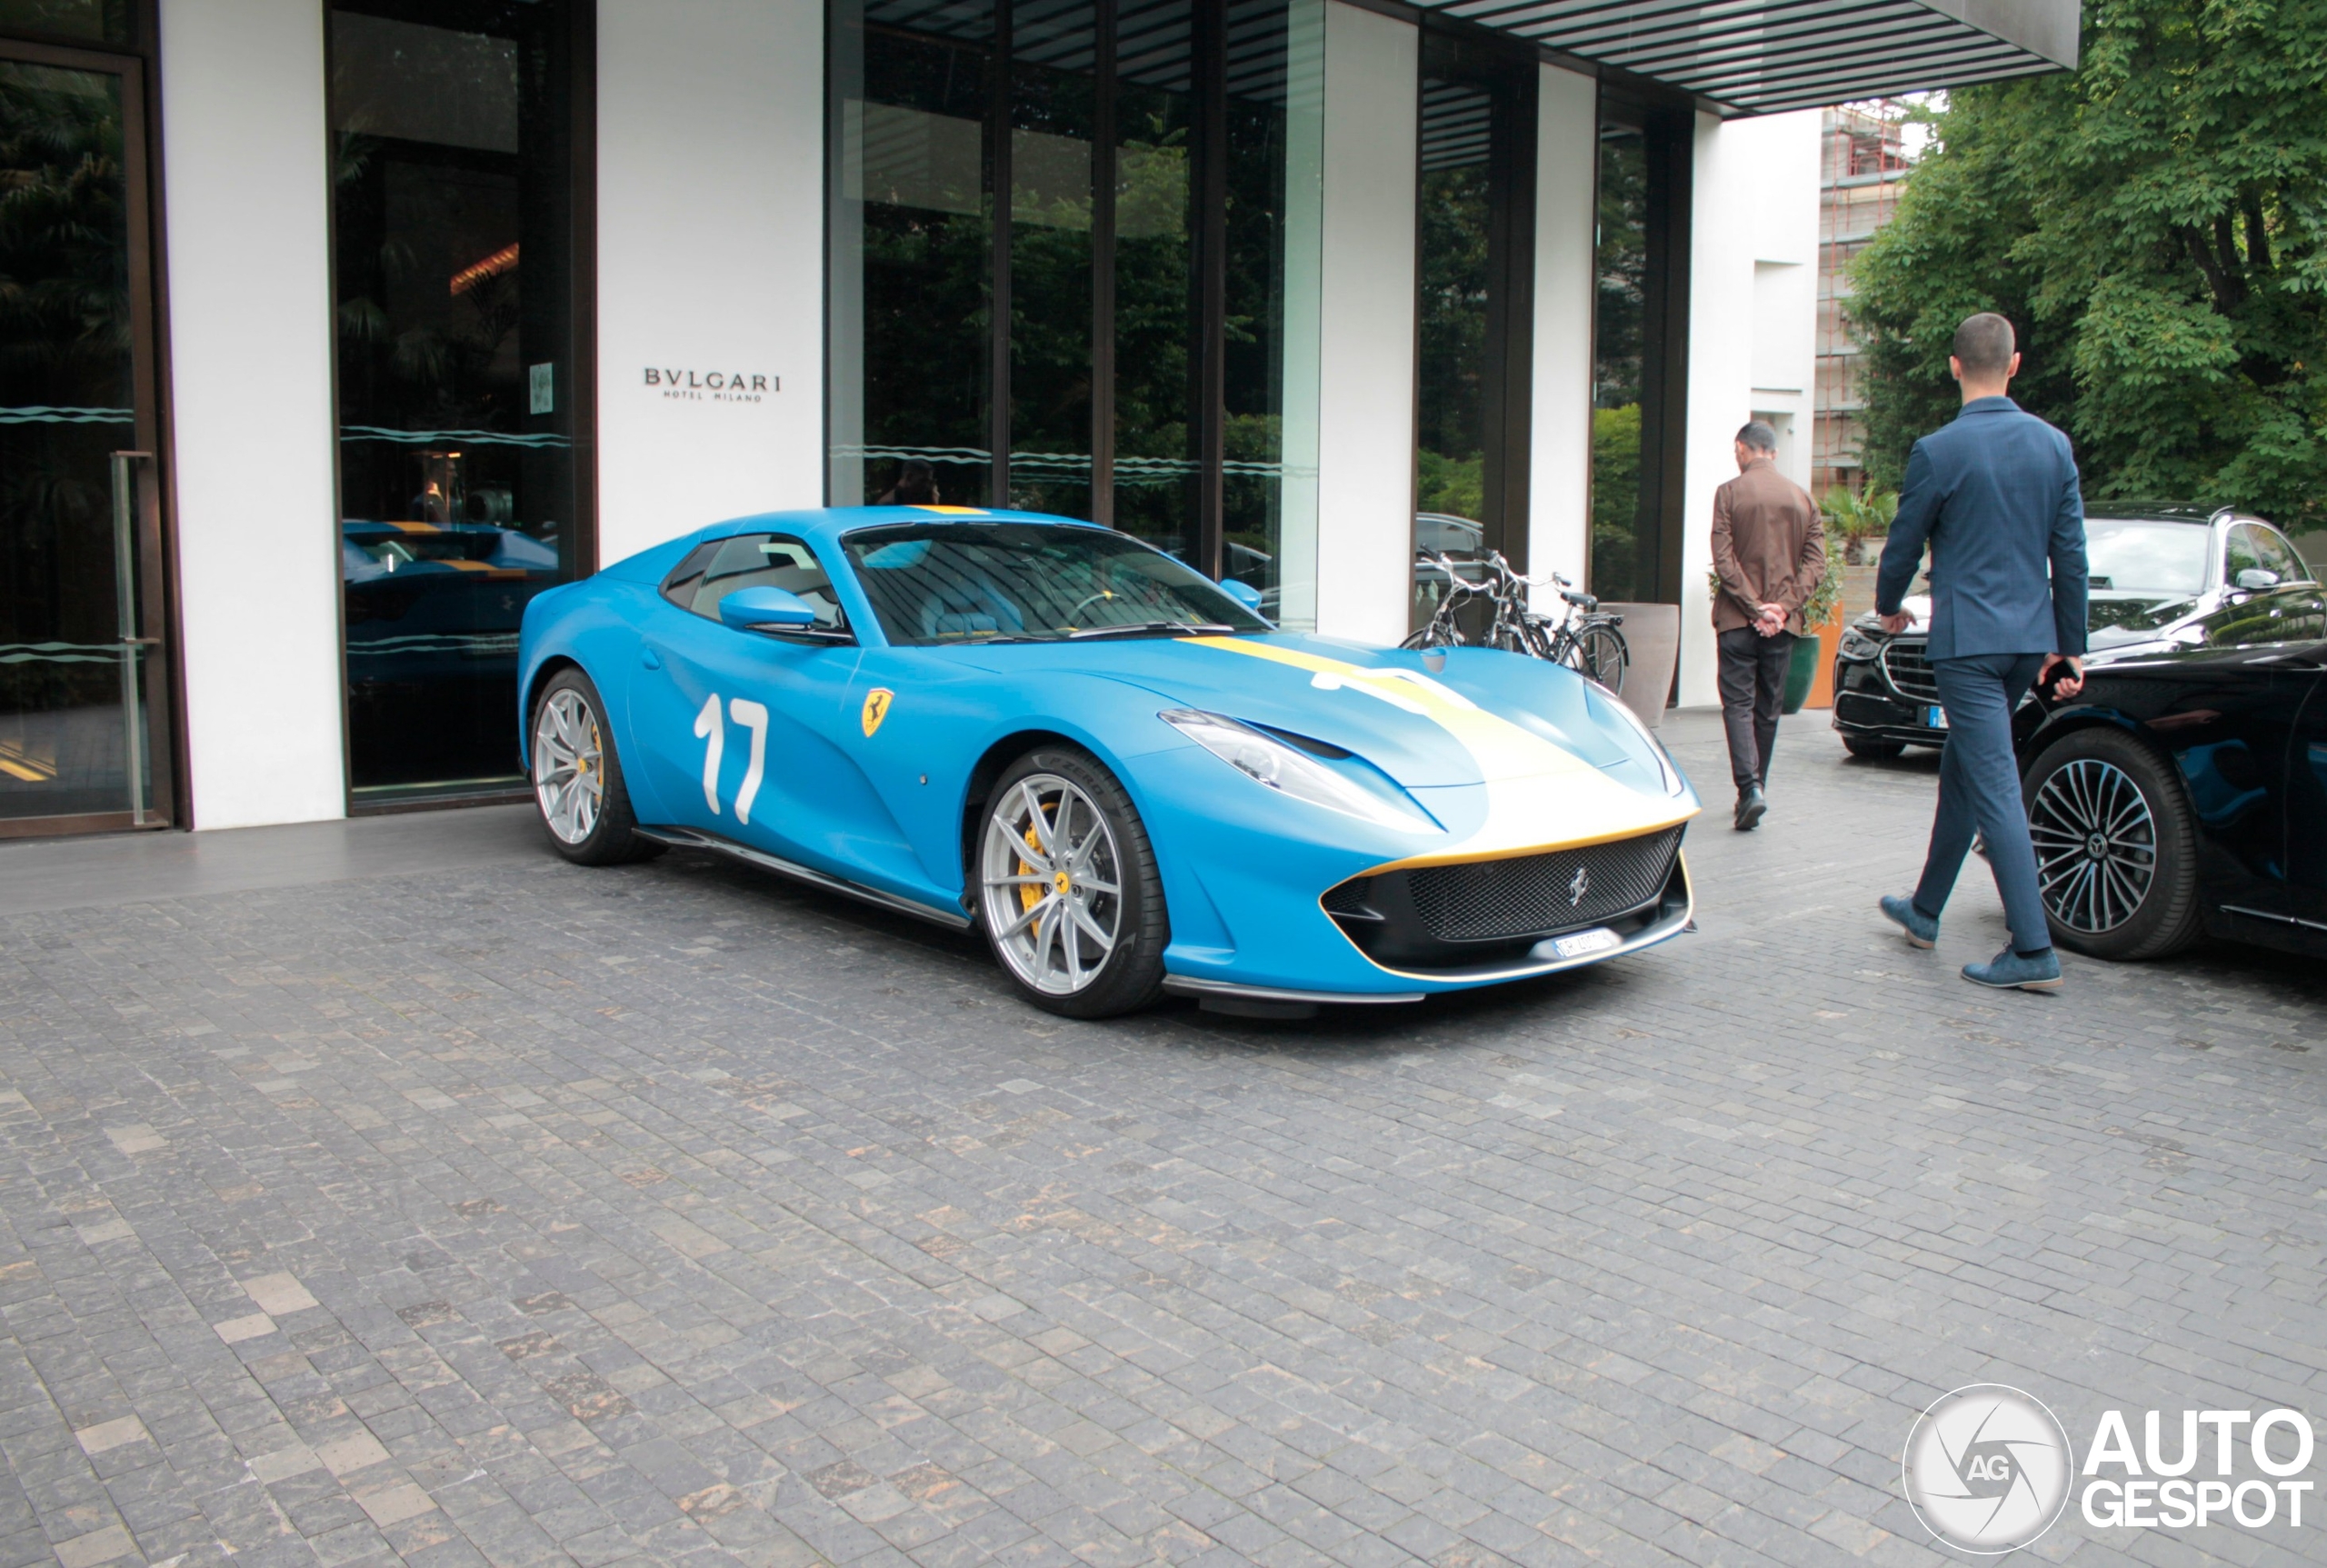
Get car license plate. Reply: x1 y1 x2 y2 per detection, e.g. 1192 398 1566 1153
1927 704 1948 729
1549 927 1621 961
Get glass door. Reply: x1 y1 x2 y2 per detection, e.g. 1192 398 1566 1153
0 40 171 835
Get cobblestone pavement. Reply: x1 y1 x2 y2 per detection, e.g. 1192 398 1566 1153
1 712 2322 1568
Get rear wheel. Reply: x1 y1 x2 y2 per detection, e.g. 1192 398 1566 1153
1573 623 1628 693
1843 736 1906 761
2023 726 2200 959
976 745 1168 1018
531 667 662 866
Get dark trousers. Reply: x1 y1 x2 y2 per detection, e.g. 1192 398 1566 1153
1913 652 2051 954
1716 626 1794 793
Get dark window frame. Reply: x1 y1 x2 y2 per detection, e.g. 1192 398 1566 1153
0 2 182 840
1590 79 1691 608
325 0 599 815
1412 15 1537 600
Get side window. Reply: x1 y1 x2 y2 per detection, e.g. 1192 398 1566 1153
660 541 720 609
2224 525 2268 584
684 534 848 634
2248 525 2310 585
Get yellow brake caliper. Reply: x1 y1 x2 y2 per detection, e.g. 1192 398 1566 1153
1018 804 1053 915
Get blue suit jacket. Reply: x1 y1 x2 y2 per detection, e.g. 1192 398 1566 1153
1876 396 2089 659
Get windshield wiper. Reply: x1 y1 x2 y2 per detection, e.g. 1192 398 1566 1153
1064 620 1234 640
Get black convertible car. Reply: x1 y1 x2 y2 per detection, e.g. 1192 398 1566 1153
2009 640 2327 961
1833 507 2324 757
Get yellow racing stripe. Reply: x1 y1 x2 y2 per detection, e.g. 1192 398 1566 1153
1181 636 1695 870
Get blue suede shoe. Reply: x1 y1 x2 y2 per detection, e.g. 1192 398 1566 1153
1962 947 2062 992
1879 894 1937 949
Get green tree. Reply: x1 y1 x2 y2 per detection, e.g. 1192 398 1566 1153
1850 0 2327 526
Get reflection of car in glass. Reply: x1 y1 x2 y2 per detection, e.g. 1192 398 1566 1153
1834 508 2326 759
2010 636 2327 961
518 506 1701 1019
343 519 562 689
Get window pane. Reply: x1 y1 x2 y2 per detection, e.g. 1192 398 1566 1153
0 62 140 821
0 0 127 45
1590 124 1649 603
331 0 581 802
1009 0 1096 517
1110 0 1200 563
1414 74 1492 628
1220 0 1322 626
830 0 997 509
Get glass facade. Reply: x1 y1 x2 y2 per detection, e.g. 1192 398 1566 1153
1588 109 1683 606
329 0 584 804
829 0 1322 624
1413 27 1532 629
0 44 167 832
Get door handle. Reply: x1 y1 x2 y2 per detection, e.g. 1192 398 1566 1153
640 646 662 670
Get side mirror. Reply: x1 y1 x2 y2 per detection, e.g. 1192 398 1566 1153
2233 567 2282 592
718 584 818 632
1219 578 1265 614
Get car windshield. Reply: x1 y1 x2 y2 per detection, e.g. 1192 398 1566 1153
2085 519 2212 596
842 522 1272 645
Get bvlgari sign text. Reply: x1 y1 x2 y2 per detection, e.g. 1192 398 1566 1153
644 367 779 404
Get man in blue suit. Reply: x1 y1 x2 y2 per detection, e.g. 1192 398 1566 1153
1873 314 2089 991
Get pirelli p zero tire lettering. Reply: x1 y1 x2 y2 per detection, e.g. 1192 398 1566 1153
2022 725 2200 961
976 745 1169 1018
531 666 664 867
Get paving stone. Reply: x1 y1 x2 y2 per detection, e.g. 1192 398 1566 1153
0 714 2321 1565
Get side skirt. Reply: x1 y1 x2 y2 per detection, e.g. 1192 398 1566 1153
635 825 973 932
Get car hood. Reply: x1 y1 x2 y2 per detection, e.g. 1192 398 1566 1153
2085 591 2200 649
944 632 1695 865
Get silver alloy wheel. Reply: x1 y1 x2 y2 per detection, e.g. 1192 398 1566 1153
2030 756 2157 934
533 687 604 845
979 773 1124 995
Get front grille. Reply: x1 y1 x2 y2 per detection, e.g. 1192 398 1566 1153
1881 638 1940 703
1404 828 1683 942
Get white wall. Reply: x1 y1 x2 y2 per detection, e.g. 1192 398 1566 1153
1528 63 1597 594
1678 108 1823 707
595 0 825 567
162 0 345 829
1312 0 1417 645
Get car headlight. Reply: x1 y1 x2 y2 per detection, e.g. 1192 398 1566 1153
1158 709 1434 832
1586 684 1688 797
1839 626 1884 660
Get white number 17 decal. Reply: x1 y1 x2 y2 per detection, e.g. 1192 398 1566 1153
693 693 770 824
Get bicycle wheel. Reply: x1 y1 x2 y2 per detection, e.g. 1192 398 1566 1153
1576 623 1629 693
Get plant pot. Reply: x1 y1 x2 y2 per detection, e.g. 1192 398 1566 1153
1781 629 1823 715
1598 603 1680 729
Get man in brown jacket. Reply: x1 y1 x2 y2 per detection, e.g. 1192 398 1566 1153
1710 421 1825 830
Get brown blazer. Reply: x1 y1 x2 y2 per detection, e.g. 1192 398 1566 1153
1711 460 1827 634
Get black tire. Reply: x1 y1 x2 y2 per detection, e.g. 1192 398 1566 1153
1575 623 1629 693
529 666 664 866
1843 736 1906 761
2022 725 2201 960
974 744 1168 1018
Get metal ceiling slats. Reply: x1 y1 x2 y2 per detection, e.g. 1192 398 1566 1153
1409 0 2068 112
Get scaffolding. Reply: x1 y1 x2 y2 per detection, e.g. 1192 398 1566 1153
1814 101 1913 497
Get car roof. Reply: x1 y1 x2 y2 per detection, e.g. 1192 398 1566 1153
684 504 1107 552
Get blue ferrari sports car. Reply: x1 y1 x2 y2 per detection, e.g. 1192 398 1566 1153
516 506 1701 1017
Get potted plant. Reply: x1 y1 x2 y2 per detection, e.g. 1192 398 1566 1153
1704 557 1842 714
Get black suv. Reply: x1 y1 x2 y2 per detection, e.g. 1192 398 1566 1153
1832 507 2325 758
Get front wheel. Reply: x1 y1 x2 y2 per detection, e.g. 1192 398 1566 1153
531 667 663 866
976 746 1169 1017
2022 726 2200 959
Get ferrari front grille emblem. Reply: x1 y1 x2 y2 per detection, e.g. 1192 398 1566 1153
1568 866 1590 907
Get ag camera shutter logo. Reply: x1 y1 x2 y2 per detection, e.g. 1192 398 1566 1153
1902 1384 2073 1553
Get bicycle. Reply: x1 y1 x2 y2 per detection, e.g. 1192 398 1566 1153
1401 552 1631 694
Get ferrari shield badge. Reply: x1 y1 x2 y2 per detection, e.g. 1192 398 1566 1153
861 688 895 737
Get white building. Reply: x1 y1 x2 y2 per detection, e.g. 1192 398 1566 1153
0 0 2077 837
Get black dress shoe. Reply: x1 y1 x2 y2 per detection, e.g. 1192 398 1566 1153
1733 786 1767 831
